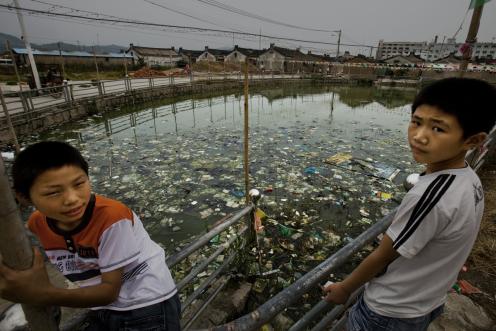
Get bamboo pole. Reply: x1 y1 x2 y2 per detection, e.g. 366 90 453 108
243 61 249 204
0 157 59 330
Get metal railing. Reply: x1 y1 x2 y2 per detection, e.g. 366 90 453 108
0 72 309 148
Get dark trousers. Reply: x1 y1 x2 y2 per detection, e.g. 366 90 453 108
347 294 444 331
84 294 181 331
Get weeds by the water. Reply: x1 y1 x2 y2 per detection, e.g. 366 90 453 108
469 156 496 277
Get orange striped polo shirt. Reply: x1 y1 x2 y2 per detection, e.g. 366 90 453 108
28 194 177 311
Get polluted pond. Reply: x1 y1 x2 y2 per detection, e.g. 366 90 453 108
21 84 422 326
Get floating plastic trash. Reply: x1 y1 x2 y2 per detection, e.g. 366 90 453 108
1 152 15 161
404 173 420 190
277 224 294 237
304 166 318 174
325 152 352 165
230 189 245 198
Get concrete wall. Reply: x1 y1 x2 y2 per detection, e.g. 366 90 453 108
141 55 182 67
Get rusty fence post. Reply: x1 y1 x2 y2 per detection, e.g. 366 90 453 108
0 156 59 330
0 86 20 152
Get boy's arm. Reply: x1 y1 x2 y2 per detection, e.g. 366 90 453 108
0 248 122 308
324 234 399 304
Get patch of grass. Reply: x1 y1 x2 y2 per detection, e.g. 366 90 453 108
0 74 27 82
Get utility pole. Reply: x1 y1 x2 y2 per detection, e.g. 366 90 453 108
460 2 485 74
439 36 446 59
259 28 262 50
93 46 100 81
336 30 342 58
13 0 41 90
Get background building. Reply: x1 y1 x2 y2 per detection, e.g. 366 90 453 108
376 38 496 62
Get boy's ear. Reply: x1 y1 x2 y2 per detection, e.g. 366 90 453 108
16 192 32 206
464 132 487 150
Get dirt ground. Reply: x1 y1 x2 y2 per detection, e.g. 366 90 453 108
465 153 496 323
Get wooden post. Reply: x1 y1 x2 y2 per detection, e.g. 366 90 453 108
6 41 24 94
124 59 128 78
0 86 20 152
5 40 30 135
57 42 66 80
243 61 249 204
460 3 484 74
0 157 59 330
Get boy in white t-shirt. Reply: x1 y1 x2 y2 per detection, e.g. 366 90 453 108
0 141 180 330
324 78 496 330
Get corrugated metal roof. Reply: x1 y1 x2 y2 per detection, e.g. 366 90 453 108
12 48 132 58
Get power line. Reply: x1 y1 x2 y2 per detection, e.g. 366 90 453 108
27 0 133 21
0 3 376 48
195 0 335 33
0 5 239 46
451 7 470 39
142 0 243 33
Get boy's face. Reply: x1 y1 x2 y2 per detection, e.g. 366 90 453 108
29 165 92 231
408 105 476 174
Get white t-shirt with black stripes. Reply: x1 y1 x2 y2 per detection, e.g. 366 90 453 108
364 165 484 318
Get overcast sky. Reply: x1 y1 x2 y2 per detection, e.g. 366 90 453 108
0 0 495 55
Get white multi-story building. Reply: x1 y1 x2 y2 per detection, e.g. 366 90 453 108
376 38 496 62
375 40 427 60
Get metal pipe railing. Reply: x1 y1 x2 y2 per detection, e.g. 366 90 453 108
183 275 232 331
209 211 396 331
310 286 363 331
177 226 248 292
166 205 254 268
182 252 237 312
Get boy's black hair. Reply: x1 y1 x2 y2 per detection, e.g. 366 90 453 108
412 78 496 138
12 141 89 199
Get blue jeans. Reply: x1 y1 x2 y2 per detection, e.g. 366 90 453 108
84 294 181 331
347 295 444 331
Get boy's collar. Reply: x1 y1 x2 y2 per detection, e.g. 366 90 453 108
420 161 470 177
46 194 96 236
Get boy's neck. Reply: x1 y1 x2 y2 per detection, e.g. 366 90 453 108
425 152 467 174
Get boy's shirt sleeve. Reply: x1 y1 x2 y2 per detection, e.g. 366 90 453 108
98 219 140 273
386 192 445 259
